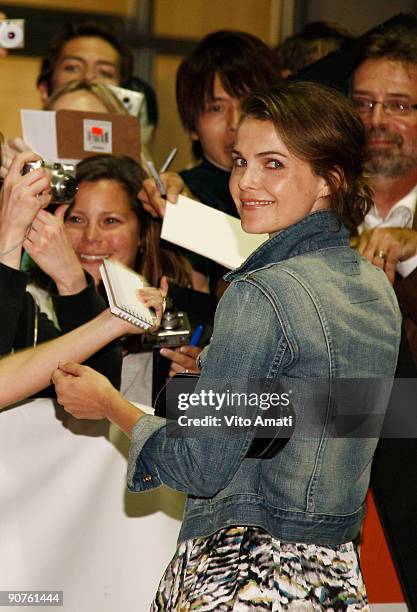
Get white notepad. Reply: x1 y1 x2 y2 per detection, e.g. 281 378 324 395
99 259 156 330
161 195 268 269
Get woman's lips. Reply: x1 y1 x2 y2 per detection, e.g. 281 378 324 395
79 253 110 262
240 199 274 209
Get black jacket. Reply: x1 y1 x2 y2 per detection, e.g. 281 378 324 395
0 262 122 395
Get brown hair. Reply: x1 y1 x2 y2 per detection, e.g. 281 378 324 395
241 80 372 229
176 30 278 159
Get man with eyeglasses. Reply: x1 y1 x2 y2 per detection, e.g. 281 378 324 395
352 28 417 361
351 26 417 609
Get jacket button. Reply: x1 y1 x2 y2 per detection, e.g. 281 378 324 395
143 473 152 483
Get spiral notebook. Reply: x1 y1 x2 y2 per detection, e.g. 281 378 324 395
99 259 156 330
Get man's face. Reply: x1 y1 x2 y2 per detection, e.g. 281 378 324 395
51 36 121 92
191 74 240 171
352 58 417 178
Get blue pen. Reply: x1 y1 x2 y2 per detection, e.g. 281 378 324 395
190 324 204 346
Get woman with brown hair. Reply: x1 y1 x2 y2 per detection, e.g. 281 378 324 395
33 81 402 608
27 154 198 403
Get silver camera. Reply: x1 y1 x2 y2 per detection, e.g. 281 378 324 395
0 19 24 49
143 298 191 348
22 160 78 204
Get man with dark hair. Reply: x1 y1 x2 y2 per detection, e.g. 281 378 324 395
36 21 134 102
175 30 278 217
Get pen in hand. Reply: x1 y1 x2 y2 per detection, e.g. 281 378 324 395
160 147 177 173
145 160 166 199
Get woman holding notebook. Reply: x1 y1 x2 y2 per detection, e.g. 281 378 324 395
2 82 401 609
23 154 201 403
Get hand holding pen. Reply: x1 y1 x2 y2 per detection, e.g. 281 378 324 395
144 148 177 199
139 148 193 219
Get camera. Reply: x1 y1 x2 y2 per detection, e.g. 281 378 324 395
0 19 24 49
143 298 191 349
22 160 78 204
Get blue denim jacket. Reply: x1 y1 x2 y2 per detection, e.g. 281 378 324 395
127 211 401 546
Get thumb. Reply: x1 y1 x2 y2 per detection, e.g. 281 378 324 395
58 361 84 376
54 203 70 220
159 275 169 297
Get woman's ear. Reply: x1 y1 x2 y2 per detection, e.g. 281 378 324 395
318 166 345 199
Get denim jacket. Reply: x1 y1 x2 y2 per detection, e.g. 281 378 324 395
127 211 401 546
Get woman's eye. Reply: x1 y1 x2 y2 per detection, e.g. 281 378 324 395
66 215 83 224
104 217 121 225
232 157 246 168
266 160 282 170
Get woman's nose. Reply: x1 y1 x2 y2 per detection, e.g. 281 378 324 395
238 164 260 190
84 224 102 242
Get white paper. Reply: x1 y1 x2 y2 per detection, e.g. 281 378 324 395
161 195 267 269
21 109 58 160
21 109 79 164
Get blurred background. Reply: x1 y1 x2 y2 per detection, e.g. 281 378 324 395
1 0 416 170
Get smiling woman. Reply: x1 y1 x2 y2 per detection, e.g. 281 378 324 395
48 81 402 610
230 119 331 234
24 154 196 403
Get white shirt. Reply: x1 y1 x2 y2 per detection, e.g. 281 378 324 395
362 184 417 277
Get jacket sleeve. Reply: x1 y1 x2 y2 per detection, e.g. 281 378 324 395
127 278 289 496
48 272 123 390
0 263 122 393
0 262 31 355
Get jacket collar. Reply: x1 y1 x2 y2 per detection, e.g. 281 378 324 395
225 210 349 281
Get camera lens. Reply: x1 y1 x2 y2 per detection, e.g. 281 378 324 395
52 175 78 202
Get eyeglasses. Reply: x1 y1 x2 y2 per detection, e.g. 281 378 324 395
352 97 417 117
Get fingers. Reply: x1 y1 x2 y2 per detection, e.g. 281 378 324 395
138 178 166 218
163 172 184 204
355 228 401 284
24 209 63 249
159 275 169 297
57 361 85 376
138 172 185 218
138 286 165 324
160 345 202 377
50 367 67 385
5 150 42 181
54 203 70 220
